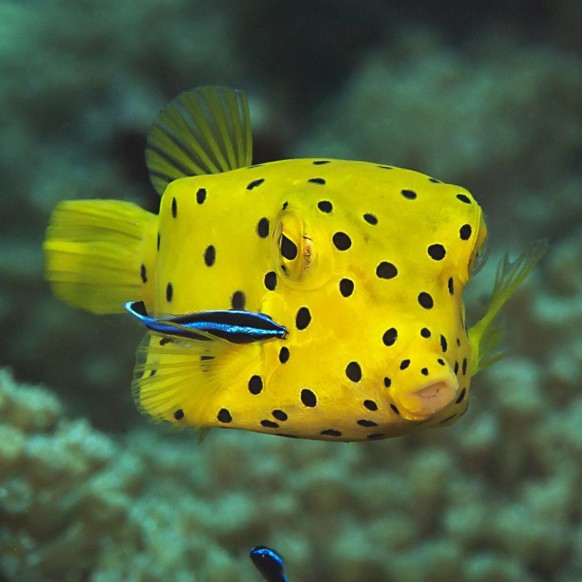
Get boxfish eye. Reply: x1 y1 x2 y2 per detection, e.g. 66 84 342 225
273 210 314 282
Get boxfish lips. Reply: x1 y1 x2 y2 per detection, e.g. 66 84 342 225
392 366 459 421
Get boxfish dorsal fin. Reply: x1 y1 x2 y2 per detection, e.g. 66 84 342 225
146 86 253 195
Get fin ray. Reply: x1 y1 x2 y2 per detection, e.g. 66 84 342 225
146 86 253 195
470 240 548 373
44 200 157 314
132 332 226 428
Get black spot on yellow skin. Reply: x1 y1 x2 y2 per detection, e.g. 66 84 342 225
456 388 467 403
418 292 434 309
317 200 333 213
390 403 400 415
296 307 311 330
157 232 160 251
280 234 298 260
400 359 411 370
346 361 362 382
367 433 385 440
261 419 279 428
421 327 431 338
279 346 290 363
378 165 393 170
264 271 277 291
440 335 448 352
257 217 270 238
171 197 177 218
166 282 173 302
462 358 468 375
247 178 265 190
382 328 397 346
272 409 288 421
401 189 417 200
204 245 216 266
454 361 459 375
160 337 173 346
428 177 442 183
312 160 330 165
363 399 378 411
332 232 351 251
339 278 354 297
448 277 455 295
140 264 147 284
174 409 184 420
421 368 429 376
321 429 342 437
437 358 445 366
301 388 317 407
308 177 326 185
460 224 472 240
357 419 378 427
384 377 392 388
248 375 263 395
196 188 207 204
457 193 471 204
231 290 246 310
428 244 446 260
376 262 398 279
217 408 232 423
363 213 378 225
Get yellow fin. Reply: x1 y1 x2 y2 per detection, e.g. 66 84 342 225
146 86 253 195
469 240 548 374
44 200 157 314
132 331 227 429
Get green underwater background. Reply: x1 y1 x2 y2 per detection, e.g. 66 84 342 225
1 0 581 580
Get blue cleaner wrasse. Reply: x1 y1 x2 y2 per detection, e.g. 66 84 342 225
250 545 288 582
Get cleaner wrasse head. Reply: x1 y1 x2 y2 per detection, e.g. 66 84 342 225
44 86 546 441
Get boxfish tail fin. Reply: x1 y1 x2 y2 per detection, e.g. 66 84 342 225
469 240 548 375
132 331 230 430
44 199 158 314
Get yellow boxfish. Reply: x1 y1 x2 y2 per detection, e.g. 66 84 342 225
44 86 546 441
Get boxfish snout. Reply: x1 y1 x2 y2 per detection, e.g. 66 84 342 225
390 358 459 422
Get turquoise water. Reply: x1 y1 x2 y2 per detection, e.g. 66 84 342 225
1 1 581 580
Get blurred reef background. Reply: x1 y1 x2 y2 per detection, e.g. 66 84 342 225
1 0 581 580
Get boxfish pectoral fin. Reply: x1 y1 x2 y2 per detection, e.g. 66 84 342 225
250 546 288 582
131 329 227 429
468 239 548 374
125 301 287 344
145 86 253 195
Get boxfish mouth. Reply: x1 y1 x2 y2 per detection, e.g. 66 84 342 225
393 374 459 421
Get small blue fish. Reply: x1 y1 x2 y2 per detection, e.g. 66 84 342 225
125 300 286 343
250 545 288 582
